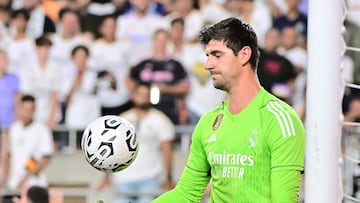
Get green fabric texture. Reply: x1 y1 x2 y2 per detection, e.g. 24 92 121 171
153 89 305 203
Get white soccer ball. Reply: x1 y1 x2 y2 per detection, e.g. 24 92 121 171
81 115 138 173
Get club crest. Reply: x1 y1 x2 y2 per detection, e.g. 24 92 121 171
212 114 224 131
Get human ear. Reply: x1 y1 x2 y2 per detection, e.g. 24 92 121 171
239 46 252 66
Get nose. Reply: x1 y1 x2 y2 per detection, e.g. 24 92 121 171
204 58 213 70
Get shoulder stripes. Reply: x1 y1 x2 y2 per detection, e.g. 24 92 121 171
266 101 296 138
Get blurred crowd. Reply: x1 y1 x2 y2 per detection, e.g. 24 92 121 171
1 0 360 200
0 0 313 136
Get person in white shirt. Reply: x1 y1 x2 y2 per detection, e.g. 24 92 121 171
63 45 100 133
5 94 54 190
116 0 166 65
0 5 12 50
90 15 133 116
198 0 232 25
226 0 272 47
169 18 226 124
164 0 206 43
22 0 56 38
49 8 86 108
20 35 60 128
98 83 175 203
6 9 36 77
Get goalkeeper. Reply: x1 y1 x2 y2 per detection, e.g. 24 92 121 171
153 17 305 203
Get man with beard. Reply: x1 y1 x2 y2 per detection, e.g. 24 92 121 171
97 83 175 203
153 17 305 203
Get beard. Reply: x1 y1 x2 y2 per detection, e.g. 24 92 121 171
212 78 227 91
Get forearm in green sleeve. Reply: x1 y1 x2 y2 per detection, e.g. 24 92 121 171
152 165 211 203
271 169 303 203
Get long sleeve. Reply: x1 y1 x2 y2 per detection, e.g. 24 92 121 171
153 119 211 202
152 165 210 203
271 169 302 202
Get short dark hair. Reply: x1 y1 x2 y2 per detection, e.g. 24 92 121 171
71 45 90 58
199 17 260 70
58 7 79 21
35 36 53 47
21 94 35 103
27 186 49 203
10 9 30 21
100 14 117 25
171 17 184 27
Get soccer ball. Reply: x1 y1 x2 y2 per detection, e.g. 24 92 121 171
81 115 138 173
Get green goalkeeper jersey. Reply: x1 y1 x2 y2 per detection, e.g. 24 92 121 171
153 88 305 203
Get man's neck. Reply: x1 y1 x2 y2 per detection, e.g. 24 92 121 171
62 32 75 40
38 57 47 68
135 108 149 119
227 71 261 114
153 52 167 60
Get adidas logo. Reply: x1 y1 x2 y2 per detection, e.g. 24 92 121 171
208 133 217 143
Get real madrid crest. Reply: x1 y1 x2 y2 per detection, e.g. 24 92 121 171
212 114 224 131
248 130 259 148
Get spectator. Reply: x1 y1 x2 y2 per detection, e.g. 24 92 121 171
164 0 205 43
278 25 307 118
344 20 360 84
22 0 56 38
13 186 49 203
0 50 20 138
0 0 11 11
49 8 86 121
272 0 307 47
6 9 37 77
116 0 166 65
12 185 64 203
20 35 60 129
98 83 175 203
0 50 21 188
198 0 232 25
90 15 133 116
40 0 64 23
126 29 190 125
267 0 287 19
81 0 117 39
225 0 272 47
0 5 11 50
257 28 296 104
63 45 100 136
344 94 360 123
49 8 85 69
168 18 226 124
5 94 54 190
